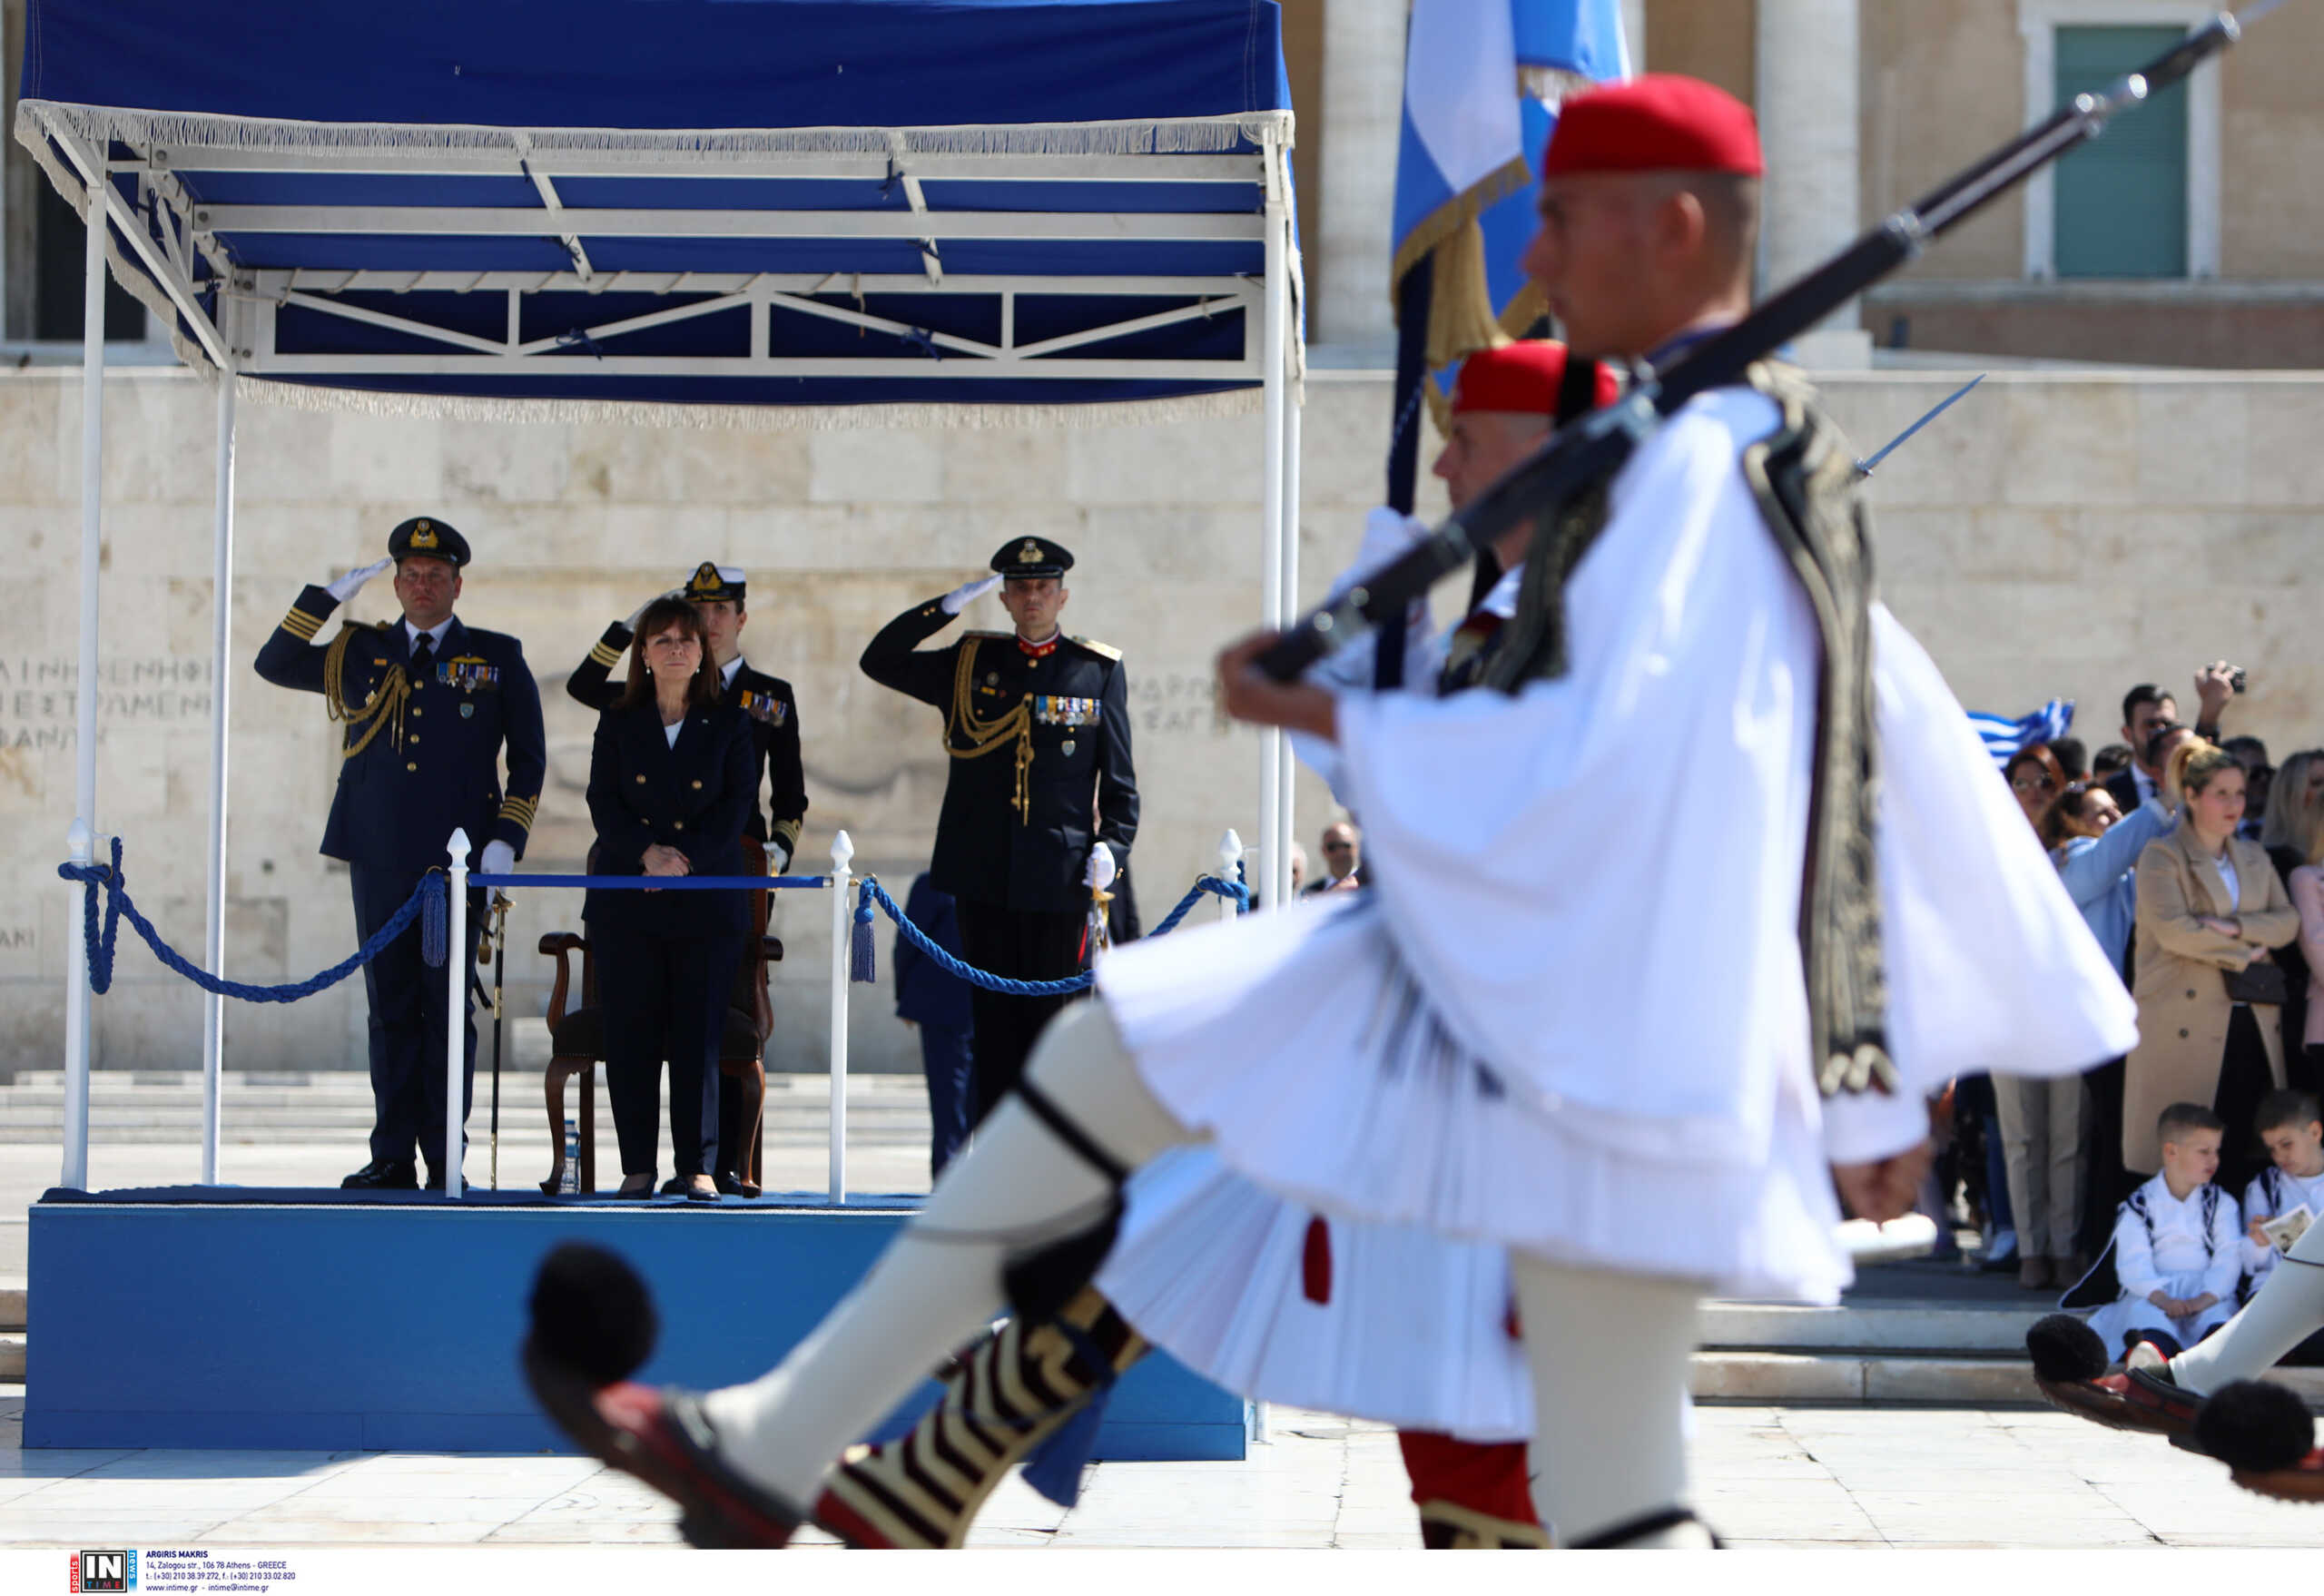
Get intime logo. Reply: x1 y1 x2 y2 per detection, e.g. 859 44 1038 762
70 1550 135 1591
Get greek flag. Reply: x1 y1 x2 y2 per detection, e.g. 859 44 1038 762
1392 0 1629 398
1969 700 2074 766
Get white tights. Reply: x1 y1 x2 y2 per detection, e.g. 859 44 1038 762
700 1000 1709 1546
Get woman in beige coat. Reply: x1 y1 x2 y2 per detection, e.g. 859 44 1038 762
2123 740 2300 1187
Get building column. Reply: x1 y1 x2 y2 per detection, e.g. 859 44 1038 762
1756 0 1870 364
1315 0 1404 350
1623 0 1647 72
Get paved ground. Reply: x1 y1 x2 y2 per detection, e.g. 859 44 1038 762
7 1389 2324 1549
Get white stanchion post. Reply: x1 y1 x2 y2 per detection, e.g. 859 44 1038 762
828 830 854 1206
444 829 469 1201
61 821 94 1192
1216 830 1244 923
201 370 236 1187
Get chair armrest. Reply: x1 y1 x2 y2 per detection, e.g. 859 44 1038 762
539 933 588 1030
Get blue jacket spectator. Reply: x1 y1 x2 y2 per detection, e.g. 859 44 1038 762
2054 790 2175 976
896 872 975 1177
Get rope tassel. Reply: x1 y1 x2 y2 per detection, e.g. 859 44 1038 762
420 875 448 969
851 884 878 983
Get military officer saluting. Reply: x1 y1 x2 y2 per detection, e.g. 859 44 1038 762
255 517 547 1191
861 537 1138 1121
568 564 808 872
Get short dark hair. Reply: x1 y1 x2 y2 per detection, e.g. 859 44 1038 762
2122 684 2171 729
2158 1102 2224 1143
2048 736 2088 781
2256 1090 2321 1137
2092 744 2134 778
2224 734 2270 768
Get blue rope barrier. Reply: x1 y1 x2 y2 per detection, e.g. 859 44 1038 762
856 872 1248 997
58 838 446 1002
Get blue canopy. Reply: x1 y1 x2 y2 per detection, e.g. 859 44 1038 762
15 0 1300 422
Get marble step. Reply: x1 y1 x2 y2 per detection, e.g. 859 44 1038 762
1689 1348 2324 1407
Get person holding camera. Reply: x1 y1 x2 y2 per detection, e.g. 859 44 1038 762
2123 739 2301 1197
2104 664 2239 818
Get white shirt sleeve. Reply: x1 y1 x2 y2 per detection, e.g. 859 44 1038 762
2112 1204 2163 1299
2243 1174 2278 1275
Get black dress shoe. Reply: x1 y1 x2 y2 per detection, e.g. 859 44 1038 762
341 1159 419 1191
713 1172 759 1198
684 1178 721 1204
659 1177 687 1197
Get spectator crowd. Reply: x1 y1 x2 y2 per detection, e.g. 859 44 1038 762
1928 664 2324 1359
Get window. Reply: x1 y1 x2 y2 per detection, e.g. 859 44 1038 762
2052 25 2188 277
2018 2 2221 281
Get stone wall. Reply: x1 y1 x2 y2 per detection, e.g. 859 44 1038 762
3 364 2318 1077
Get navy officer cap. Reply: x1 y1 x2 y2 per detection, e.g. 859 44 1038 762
388 516 470 567
683 562 747 606
990 537 1074 579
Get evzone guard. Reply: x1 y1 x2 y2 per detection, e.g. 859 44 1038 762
808 340 1618 1552
523 76 2138 1548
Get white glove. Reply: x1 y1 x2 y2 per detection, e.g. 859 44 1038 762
478 840 517 879
1353 507 1430 577
325 557 395 604
940 574 1003 616
625 587 684 631
1083 842 1118 892
770 842 793 876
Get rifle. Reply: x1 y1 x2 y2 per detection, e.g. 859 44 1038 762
1256 7 2271 682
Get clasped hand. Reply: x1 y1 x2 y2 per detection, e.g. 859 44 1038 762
640 843 691 891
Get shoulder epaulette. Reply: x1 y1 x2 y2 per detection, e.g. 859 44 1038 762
1068 635 1123 661
962 630 1012 642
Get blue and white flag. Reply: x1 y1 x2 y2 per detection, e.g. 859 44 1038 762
1970 700 2074 766
1392 0 1629 395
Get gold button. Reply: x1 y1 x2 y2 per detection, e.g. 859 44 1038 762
411 707 422 717
408 734 419 744
674 821 685 831
636 774 646 784
692 780 703 790
407 762 418 772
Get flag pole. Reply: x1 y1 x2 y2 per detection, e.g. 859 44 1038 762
1374 268 1433 691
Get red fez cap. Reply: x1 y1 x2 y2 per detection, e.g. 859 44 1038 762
1542 74 1763 179
1450 340 1620 417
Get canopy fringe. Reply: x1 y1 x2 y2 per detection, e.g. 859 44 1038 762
20 101 1293 162
234 378 1265 433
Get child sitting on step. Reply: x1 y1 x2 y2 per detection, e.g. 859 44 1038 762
2076 1103 2242 1359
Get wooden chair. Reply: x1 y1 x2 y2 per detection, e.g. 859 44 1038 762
539 841 784 1196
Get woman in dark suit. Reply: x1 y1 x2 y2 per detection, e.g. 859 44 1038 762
586 597 754 1201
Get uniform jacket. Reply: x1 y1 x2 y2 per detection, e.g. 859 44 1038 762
894 871 974 1031
567 622 808 856
583 698 755 941
253 586 547 871
2122 823 2301 1170
861 597 1137 912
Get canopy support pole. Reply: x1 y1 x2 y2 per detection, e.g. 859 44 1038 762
1258 144 1287 912
61 182 107 1192
201 370 238 1185
1272 245 1301 918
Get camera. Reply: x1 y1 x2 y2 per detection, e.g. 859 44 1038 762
2230 667 2248 695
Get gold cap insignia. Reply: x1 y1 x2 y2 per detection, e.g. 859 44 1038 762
409 523 439 549
1017 539 1043 566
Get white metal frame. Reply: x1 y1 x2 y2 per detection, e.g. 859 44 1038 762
44 105 1305 1200
2017 0 2223 280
